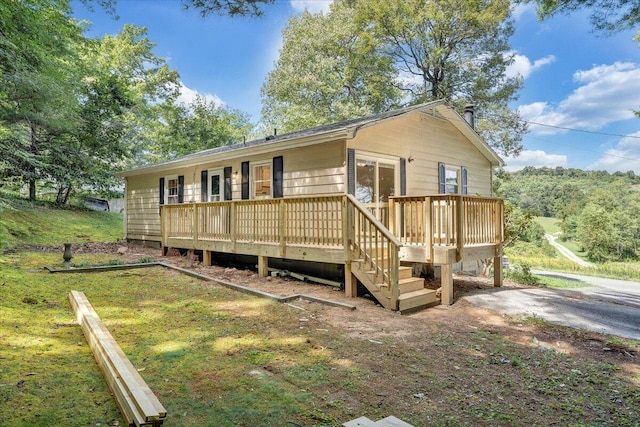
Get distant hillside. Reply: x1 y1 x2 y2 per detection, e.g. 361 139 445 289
497 167 640 262
497 166 640 218
0 193 123 251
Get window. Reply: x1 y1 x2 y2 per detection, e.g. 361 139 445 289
445 168 459 194
438 163 468 194
167 176 179 204
252 162 272 198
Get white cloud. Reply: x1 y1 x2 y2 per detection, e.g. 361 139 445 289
505 53 555 79
290 0 333 14
511 3 535 21
588 131 640 173
504 149 567 171
518 62 640 135
176 82 223 107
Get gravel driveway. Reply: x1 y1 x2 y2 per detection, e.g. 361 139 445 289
463 271 640 340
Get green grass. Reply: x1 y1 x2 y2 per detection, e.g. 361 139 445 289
0 193 123 251
2 251 640 426
535 274 591 289
534 216 562 234
2 194 640 426
556 238 591 262
507 253 640 282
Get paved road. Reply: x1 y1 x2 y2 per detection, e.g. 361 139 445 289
464 270 640 340
544 233 594 268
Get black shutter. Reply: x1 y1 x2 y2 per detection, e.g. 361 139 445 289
241 161 250 200
461 166 468 195
399 158 406 196
273 156 283 198
438 162 446 194
178 175 184 203
347 149 355 195
224 166 232 200
159 177 165 205
201 170 208 202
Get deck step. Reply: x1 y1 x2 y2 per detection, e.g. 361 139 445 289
398 277 424 294
398 289 439 312
398 265 413 280
343 416 414 427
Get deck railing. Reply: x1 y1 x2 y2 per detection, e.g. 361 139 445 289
162 195 345 250
162 194 503 261
389 194 504 256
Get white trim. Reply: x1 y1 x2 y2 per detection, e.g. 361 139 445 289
251 161 272 199
207 168 223 202
165 174 179 205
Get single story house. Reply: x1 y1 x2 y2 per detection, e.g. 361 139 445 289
118 100 505 311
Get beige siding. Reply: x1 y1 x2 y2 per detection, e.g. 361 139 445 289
348 112 494 196
124 140 346 242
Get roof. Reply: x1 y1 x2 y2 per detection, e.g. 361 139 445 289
118 100 503 177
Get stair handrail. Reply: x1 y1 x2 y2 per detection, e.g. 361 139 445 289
345 194 402 308
345 194 403 247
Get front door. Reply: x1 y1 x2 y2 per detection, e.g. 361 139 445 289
355 155 398 227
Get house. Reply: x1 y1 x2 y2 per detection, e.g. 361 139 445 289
117 100 505 311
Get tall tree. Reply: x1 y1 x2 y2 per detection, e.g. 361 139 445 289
356 0 525 156
0 0 86 200
261 0 525 156
149 95 252 161
261 1 400 133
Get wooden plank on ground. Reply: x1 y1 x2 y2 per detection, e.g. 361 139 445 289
69 291 166 426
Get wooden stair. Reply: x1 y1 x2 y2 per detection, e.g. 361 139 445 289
352 258 439 312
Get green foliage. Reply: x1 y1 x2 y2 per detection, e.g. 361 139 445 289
184 0 274 17
149 96 252 161
505 262 540 286
498 166 640 262
357 0 525 156
262 0 525 155
527 0 640 33
261 1 400 133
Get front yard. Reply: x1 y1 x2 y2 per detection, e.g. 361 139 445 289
1 247 639 426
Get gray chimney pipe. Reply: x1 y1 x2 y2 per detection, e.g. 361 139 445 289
464 105 475 129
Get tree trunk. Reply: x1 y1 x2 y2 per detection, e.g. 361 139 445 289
55 185 72 206
29 179 36 201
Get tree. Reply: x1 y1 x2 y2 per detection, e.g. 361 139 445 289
183 0 274 17
261 2 400 133
356 0 525 156
0 0 86 200
526 0 640 33
149 95 252 161
262 0 525 156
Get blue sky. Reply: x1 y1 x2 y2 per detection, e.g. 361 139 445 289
73 1 640 173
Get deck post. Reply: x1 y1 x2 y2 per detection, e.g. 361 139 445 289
344 262 357 297
493 254 503 287
193 203 199 248
440 263 454 305
258 255 268 277
203 250 211 266
279 199 286 258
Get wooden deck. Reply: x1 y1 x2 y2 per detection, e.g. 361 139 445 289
161 194 504 311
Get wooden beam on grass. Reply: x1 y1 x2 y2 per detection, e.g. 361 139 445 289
69 291 167 426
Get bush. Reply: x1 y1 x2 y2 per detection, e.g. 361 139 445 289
506 263 540 286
